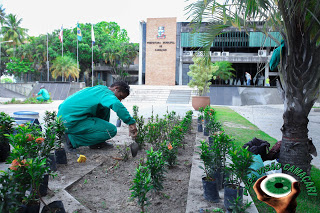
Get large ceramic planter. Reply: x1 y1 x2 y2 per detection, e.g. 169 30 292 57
192 96 210 111
202 177 220 202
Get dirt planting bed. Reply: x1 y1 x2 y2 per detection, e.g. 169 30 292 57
50 121 196 213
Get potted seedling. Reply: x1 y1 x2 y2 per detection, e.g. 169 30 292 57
0 112 15 162
54 116 67 164
198 140 220 202
187 55 218 110
130 164 153 213
224 146 254 211
209 132 233 190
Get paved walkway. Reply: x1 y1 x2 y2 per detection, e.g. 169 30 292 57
229 104 320 169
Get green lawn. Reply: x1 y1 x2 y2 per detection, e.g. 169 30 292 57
213 106 320 213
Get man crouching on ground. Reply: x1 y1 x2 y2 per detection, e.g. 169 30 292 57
57 81 137 151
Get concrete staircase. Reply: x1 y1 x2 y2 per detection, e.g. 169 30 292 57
124 85 194 104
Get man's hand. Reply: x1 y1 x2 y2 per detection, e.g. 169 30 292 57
253 176 300 213
129 123 138 139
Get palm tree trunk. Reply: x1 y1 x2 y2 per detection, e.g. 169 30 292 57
278 39 320 177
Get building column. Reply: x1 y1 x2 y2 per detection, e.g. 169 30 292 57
179 48 183 85
265 62 270 85
138 21 144 85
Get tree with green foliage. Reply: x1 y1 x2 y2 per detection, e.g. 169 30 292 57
1 14 27 57
188 56 218 96
6 57 34 82
50 56 79 81
186 0 320 174
212 61 235 84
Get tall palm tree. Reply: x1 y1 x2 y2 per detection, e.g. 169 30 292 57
212 61 235 84
51 56 79 81
0 5 6 25
1 13 28 56
186 0 320 175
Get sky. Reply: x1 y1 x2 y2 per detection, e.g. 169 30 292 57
0 0 194 43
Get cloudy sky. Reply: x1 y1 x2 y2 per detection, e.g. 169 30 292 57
0 0 195 43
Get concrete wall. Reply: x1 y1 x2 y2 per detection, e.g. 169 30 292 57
1 83 35 96
208 86 284 106
145 17 177 85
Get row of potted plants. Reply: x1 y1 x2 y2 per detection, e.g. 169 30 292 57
197 107 254 212
130 107 193 212
0 111 67 213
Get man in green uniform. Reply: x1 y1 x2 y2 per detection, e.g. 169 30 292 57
37 85 50 101
57 81 137 150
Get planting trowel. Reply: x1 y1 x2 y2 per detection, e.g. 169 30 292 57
130 140 139 157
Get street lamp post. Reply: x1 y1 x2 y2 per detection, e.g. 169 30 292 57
0 40 14 77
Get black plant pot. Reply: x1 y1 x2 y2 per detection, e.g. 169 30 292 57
26 202 40 213
18 205 27 213
48 153 57 171
224 184 243 211
197 123 203 132
202 177 220 202
41 200 66 213
55 148 67 164
197 117 202 123
0 139 10 162
204 119 209 125
39 174 49 197
116 119 121 127
203 127 209 136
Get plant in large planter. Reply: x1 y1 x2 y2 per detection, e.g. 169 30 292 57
224 146 254 211
198 140 220 202
187 55 218 110
0 112 15 162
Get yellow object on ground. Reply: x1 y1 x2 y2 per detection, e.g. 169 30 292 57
77 154 87 163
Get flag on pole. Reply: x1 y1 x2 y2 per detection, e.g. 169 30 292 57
59 25 63 43
91 24 95 45
77 23 82 41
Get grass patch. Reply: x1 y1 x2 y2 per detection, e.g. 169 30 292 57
2 97 52 104
214 106 320 213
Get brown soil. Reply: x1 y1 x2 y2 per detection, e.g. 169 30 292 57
54 121 196 213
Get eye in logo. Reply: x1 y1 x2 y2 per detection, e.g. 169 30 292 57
157 26 166 39
260 173 297 198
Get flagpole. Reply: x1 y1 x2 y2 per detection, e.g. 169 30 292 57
62 25 63 57
91 23 94 87
77 23 79 82
47 33 49 81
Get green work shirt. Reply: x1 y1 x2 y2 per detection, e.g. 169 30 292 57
57 85 135 128
37 89 50 100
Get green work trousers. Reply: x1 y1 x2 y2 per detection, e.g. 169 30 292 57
36 96 48 101
66 117 117 148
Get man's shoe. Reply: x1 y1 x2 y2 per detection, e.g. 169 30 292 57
89 142 114 149
64 134 77 153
